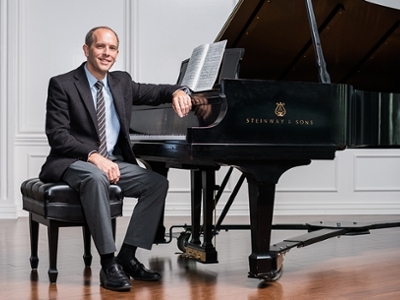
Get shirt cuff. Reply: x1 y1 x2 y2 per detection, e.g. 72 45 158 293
174 86 192 96
87 150 97 161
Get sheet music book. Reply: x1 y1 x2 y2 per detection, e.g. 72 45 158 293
180 40 227 92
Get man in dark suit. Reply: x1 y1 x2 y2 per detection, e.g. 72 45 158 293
39 26 192 291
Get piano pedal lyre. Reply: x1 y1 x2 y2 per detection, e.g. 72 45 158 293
176 230 218 264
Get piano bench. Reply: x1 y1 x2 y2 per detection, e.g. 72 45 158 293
20 178 123 283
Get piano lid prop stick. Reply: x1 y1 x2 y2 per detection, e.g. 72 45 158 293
304 0 331 84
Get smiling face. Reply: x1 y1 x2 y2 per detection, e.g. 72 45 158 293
83 28 119 80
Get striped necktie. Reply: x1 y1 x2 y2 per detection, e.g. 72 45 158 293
94 81 108 157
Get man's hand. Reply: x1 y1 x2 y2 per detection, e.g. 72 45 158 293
88 152 120 184
172 89 192 117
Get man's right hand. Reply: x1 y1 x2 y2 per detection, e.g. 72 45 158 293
88 152 120 184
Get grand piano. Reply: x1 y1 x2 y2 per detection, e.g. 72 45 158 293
130 0 400 280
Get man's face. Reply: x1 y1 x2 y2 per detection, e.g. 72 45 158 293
83 28 119 79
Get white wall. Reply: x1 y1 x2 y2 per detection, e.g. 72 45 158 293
1 0 400 219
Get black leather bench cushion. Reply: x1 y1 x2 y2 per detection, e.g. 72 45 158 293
21 178 123 222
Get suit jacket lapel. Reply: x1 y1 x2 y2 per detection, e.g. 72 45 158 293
73 64 98 132
108 74 127 132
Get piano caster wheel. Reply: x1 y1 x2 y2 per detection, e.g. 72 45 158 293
266 267 284 282
177 231 191 252
251 266 284 282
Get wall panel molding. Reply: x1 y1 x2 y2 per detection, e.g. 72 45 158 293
354 152 400 192
0 0 9 204
0 0 18 218
14 134 47 146
124 0 139 80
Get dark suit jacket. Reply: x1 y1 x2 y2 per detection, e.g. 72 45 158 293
39 62 180 183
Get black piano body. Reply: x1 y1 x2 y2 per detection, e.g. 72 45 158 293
130 0 400 280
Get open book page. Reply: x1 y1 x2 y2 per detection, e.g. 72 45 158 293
181 40 227 92
180 44 209 90
194 40 227 91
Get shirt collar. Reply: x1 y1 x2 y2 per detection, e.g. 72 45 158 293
84 63 108 88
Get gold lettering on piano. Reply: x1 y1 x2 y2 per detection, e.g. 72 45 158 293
245 102 314 126
245 118 314 126
245 118 285 124
295 119 314 125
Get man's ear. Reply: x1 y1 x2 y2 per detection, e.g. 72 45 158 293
82 44 89 57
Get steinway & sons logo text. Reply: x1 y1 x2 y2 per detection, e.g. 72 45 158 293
245 102 314 125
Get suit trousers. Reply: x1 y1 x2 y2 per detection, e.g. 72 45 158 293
61 157 168 255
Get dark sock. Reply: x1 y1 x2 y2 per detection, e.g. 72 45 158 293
100 253 116 270
117 243 137 262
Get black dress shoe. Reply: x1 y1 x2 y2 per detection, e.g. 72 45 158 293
117 257 161 281
100 263 131 291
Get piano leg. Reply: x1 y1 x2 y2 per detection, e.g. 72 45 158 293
237 159 311 280
247 179 276 278
201 170 216 250
184 168 218 263
190 170 202 245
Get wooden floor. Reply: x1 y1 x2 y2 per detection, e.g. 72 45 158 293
1 215 400 300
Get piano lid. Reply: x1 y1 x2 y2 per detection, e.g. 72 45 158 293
215 0 400 93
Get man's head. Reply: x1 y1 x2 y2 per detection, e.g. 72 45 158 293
83 26 119 80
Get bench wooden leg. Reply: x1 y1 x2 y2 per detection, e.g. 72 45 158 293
47 221 59 283
29 213 39 269
111 218 116 240
82 224 92 267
